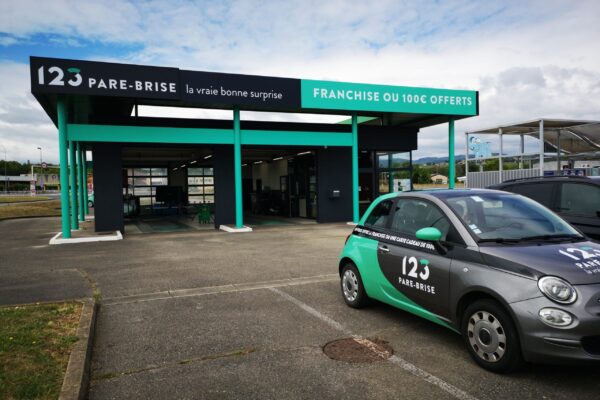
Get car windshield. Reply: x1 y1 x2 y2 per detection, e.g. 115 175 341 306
443 192 583 243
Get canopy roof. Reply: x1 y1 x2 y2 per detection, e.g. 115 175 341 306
467 118 600 154
31 56 478 129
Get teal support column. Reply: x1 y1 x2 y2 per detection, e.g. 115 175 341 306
77 142 85 222
57 97 71 238
388 152 393 192
448 118 455 189
351 113 359 223
233 107 243 228
83 150 88 216
69 141 79 230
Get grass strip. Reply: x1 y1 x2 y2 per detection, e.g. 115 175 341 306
0 196 50 203
0 200 61 220
0 302 82 400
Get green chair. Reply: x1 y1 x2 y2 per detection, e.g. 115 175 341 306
197 204 212 224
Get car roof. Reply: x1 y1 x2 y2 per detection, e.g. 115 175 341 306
385 188 506 200
491 175 600 187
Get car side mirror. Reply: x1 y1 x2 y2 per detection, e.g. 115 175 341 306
415 227 442 241
416 227 447 254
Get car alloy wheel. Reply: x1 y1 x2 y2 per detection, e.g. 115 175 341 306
467 310 506 362
340 263 369 308
342 269 359 302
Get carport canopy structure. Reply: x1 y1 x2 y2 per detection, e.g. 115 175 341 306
465 118 600 179
30 56 479 238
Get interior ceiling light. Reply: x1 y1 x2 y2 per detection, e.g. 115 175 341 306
190 160 197 164
173 167 178 171
254 161 263 164
181 164 186 168
297 151 311 156
242 163 247 166
204 155 212 159
272 156 283 161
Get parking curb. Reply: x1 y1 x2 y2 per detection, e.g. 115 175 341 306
59 298 97 400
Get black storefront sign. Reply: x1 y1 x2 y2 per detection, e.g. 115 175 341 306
180 70 300 109
31 57 301 110
30 56 180 100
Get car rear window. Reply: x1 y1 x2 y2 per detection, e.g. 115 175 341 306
364 200 393 229
559 183 600 217
507 183 555 207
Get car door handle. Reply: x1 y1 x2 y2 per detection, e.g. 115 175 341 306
378 245 390 253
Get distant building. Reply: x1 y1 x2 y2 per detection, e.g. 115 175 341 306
430 174 448 184
17 173 60 189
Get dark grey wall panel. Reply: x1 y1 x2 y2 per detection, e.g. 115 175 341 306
213 145 236 227
92 142 124 232
317 147 353 223
358 125 418 151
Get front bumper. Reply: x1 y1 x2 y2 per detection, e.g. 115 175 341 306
510 284 600 364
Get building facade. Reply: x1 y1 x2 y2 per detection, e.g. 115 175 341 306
30 56 478 238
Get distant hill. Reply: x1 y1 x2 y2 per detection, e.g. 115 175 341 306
413 155 466 165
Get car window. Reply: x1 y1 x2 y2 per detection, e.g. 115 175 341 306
508 183 555 208
559 183 600 217
364 199 393 228
390 198 452 241
445 193 579 241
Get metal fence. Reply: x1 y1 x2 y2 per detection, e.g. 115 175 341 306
466 169 541 188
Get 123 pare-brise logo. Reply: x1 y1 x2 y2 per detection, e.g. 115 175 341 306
37 66 82 87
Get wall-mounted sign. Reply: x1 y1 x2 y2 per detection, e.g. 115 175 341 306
181 71 300 109
469 136 492 158
31 57 478 117
301 79 478 116
30 57 179 100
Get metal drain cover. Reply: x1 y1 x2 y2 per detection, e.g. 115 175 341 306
323 337 393 363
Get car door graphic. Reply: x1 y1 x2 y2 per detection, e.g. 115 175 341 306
376 198 452 319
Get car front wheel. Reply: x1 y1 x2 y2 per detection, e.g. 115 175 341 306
340 263 369 308
461 299 523 373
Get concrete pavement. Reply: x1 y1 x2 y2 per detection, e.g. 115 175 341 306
1 217 599 399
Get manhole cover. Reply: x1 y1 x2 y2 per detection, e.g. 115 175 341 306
323 337 393 363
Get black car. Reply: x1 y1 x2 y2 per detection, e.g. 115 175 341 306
489 176 600 240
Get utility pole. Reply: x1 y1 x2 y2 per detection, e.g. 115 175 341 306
37 146 44 191
31 162 35 196
0 144 6 193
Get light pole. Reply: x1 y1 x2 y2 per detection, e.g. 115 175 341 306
37 146 43 191
0 144 6 193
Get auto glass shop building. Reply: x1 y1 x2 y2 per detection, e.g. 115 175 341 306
30 56 478 238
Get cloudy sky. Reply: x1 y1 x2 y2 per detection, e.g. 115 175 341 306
1 0 599 163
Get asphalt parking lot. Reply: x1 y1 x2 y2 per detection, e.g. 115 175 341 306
1 217 600 399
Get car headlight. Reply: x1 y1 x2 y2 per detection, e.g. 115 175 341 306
539 308 573 327
538 276 577 304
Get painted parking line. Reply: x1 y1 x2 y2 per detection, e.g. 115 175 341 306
102 274 339 306
269 287 479 400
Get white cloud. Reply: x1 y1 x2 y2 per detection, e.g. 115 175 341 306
1 0 600 162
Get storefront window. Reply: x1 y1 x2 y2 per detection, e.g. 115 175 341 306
377 153 412 194
188 166 214 204
125 167 168 207
377 152 411 169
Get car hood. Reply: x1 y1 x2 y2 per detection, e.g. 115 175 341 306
479 240 600 285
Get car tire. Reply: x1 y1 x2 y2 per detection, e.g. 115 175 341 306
461 299 523 373
340 263 370 308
